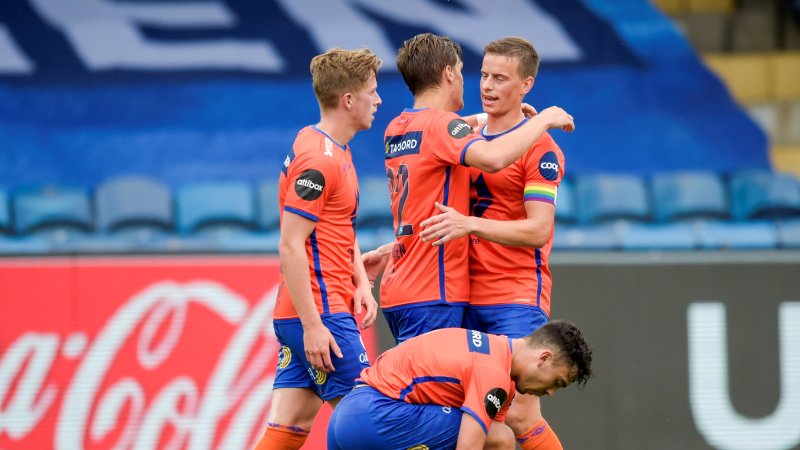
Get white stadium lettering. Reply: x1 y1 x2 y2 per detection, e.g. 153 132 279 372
28 0 284 72
0 25 35 73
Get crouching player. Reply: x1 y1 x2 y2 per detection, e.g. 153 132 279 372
327 321 593 450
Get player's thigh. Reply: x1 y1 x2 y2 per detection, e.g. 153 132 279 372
505 392 543 436
327 387 384 450
267 387 323 429
381 402 462 449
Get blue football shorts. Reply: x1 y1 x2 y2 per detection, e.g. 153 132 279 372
383 303 465 344
327 385 462 450
272 313 369 401
463 304 549 338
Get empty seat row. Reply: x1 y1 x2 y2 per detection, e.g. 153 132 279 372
1 170 799 254
356 169 800 251
0 176 284 254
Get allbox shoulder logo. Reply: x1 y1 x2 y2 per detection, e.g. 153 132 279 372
538 151 560 181
484 388 508 419
448 119 473 139
295 169 325 200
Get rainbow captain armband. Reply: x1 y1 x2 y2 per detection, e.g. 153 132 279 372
523 182 557 205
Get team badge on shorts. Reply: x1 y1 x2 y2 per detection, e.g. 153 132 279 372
277 345 291 369
307 367 327 385
407 445 430 450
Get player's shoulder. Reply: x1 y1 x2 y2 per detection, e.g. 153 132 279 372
292 127 341 167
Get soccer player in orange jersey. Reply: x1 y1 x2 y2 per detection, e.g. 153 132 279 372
253 48 381 450
419 37 568 450
377 33 575 344
327 320 593 449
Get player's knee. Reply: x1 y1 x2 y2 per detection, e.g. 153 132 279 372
485 422 516 450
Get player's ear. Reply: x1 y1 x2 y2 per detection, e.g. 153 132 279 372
342 92 353 110
443 65 454 84
537 350 552 366
521 76 534 95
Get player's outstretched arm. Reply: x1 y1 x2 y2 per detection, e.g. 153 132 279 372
421 201 554 247
464 107 573 173
352 240 378 329
455 413 487 450
279 212 342 373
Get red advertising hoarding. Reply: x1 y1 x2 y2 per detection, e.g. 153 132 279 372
0 256 376 449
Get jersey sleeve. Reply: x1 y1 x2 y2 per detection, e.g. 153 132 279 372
428 112 484 167
522 133 565 206
460 361 514 435
282 148 339 222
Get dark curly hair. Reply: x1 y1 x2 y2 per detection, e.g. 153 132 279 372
527 320 593 388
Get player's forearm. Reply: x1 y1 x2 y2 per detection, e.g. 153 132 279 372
279 239 324 328
481 116 550 172
470 216 552 247
351 240 370 288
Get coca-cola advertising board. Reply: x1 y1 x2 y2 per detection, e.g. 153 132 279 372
0 256 377 449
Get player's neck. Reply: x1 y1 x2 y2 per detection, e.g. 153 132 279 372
316 112 356 147
509 338 526 379
484 109 526 136
413 88 458 112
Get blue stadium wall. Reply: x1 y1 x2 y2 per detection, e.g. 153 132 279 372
0 0 768 187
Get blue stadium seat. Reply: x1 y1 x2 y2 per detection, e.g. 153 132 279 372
552 224 618 251
618 222 697 251
257 178 280 232
13 186 93 235
94 176 174 249
96 176 173 232
357 176 393 230
696 220 778 249
0 190 53 254
651 171 729 222
729 170 800 221
0 190 9 233
11 186 93 252
777 219 800 248
555 178 577 224
575 174 650 224
176 181 256 234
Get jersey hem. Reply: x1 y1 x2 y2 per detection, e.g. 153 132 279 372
381 299 469 312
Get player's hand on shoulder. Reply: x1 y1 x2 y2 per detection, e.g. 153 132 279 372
521 103 538 118
535 106 575 132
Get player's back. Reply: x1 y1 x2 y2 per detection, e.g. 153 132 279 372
275 126 359 320
469 124 564 316
358 328 514 427
380 108 483 310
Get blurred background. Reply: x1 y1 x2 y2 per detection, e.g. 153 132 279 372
0 0 798 449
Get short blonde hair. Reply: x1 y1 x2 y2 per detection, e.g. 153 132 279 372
310 48 382 110
484 36 539 79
